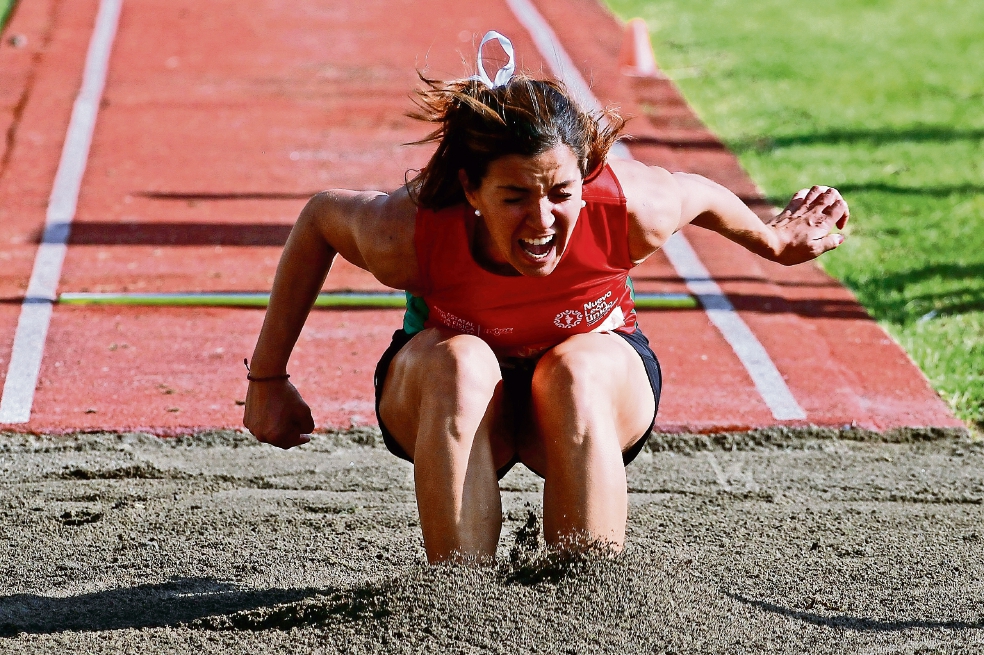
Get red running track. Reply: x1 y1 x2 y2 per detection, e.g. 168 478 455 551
0 0 963 433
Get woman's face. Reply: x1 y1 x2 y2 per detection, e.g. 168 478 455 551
460 144 584 277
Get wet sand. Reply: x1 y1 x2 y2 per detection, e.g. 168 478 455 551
1 428 983 654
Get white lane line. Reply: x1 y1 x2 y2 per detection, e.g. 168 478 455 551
662 234 805 419
505 0 806 421
0 0 123 424
504 0 631 160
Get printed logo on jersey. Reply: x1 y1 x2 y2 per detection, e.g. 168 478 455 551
432 306 515 339
554 309 583 329
483 327 515 337
583 291 616 326
433 306 477 336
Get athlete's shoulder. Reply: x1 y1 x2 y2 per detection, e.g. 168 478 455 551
606 159 683 264
306 186 422 291
606 158 676 197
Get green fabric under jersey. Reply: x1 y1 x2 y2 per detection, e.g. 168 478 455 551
403 292 429 335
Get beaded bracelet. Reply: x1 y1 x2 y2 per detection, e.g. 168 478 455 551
244 358 290 382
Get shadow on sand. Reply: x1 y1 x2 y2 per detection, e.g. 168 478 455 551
0 577 329 636
0 552 627 637
726 592 984 632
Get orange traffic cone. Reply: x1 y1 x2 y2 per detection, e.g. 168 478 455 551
618 17 660 77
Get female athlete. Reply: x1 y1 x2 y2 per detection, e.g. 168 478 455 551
243 33 849 564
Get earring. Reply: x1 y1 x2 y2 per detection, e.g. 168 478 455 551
475 209 481 217
581 200 586 207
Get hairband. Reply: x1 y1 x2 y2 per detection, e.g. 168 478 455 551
470 31 515 89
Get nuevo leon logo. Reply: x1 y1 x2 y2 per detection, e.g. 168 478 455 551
554 309 583 329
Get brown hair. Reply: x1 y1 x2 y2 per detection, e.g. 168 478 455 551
407 73 625 210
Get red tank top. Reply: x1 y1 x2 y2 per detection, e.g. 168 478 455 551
406 164 637 358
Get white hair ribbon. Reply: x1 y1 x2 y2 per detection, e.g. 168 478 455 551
471 31 515 88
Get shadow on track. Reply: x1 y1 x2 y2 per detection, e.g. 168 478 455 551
58 222 293 246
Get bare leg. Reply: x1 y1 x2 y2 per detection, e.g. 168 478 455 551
523 333 655 550
378 328 513 563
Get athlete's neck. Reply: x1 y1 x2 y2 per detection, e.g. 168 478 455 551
466 208 521 277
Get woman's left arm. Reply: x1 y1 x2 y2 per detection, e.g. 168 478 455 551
612 159 849 266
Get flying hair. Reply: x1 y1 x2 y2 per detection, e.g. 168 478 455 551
405 67 625 210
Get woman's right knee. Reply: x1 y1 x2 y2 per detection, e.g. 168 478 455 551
419 331 502 399
381 330 501 425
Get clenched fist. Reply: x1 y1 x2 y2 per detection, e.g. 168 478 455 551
243 378 314 449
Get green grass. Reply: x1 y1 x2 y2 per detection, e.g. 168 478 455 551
605 0 984 429
0 0 14 33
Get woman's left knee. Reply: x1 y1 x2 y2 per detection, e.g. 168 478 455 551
533 335 616 403
529 334 653 455
530 337 621 446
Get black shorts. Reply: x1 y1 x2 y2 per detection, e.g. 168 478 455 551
373 326 662 480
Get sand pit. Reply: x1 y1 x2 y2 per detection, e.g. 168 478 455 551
1 429 983 653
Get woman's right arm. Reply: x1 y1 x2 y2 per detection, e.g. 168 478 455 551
243 188 418 448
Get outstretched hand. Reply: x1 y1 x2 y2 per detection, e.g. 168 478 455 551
243 379 314 449
769 186 849 265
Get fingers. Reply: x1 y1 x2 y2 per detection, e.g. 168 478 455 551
268 408 315 449
801 186 849 229
271 413 314 448
815 187 849 230
269 414 315 449
245 420 313 449
815 232 845 254
788 187 810 209
258 426 311 449
823 196 849 227
298 408 316 435
780 188 811 218
271 432 311 450
832 194 850 229
802 185 829 207
782 185 834 222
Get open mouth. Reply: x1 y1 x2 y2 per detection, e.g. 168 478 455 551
519 235 555 259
